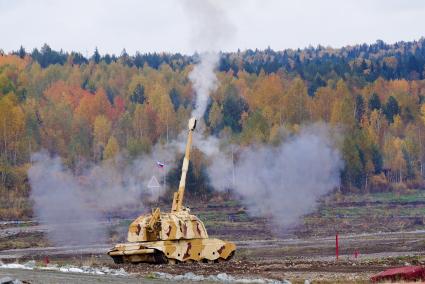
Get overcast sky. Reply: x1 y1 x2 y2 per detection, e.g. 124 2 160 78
0 0 424 55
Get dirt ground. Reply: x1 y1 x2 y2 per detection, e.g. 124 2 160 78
2 191 425 282
1 230 425 283
106 230 425 283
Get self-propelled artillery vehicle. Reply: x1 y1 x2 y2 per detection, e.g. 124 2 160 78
108 118 236 264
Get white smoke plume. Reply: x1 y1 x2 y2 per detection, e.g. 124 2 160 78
207 125 344 229
189 52 219 119
183 0 235 51
28 144 177 246
182 0 235 119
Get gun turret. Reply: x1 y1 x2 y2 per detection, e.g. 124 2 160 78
171 117 197 212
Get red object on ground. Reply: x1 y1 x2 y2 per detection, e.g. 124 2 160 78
370 266 425 282
335 233 339 260
44 256 49 265
354 249 359 259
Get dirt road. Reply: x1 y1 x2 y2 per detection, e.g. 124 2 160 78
1 229 424 259
1 229 425 282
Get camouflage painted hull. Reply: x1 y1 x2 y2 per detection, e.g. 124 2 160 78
108 238 236 264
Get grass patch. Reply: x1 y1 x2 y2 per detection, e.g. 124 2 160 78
341 190 425 204
0 232 49 250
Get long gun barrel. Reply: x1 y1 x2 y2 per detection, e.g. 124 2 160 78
171 117 197 212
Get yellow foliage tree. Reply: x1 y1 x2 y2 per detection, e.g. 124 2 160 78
330 80 355 127
312 86 334 122
0 94 25 165
421 104 425 125
249 74 284 125
148 83 175 139
283 78 310 125
104 136 120 160
390 115 403 137
384 136 406 183
132 104 146 140
93 115 111 147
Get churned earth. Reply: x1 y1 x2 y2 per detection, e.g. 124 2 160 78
1 230 425 283
1 191 425 283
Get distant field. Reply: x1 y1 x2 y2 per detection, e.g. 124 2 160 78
2 189 425 252
299 189 425 237
185 189 425 240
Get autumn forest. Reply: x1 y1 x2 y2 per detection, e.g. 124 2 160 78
1 38 425 218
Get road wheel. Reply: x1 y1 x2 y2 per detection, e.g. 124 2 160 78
111 256 124 264
153 250 169 264
226 251 235 261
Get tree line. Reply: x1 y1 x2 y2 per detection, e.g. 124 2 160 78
1 39 425 218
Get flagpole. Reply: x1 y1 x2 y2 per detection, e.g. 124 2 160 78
163 167 166 193
232 145 235 189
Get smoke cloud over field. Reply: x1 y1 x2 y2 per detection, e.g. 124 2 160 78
28 153 106 245
180 0 343 230
28 145 175 246
208 125 344 229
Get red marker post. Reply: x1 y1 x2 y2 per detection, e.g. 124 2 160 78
335 233 339 260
